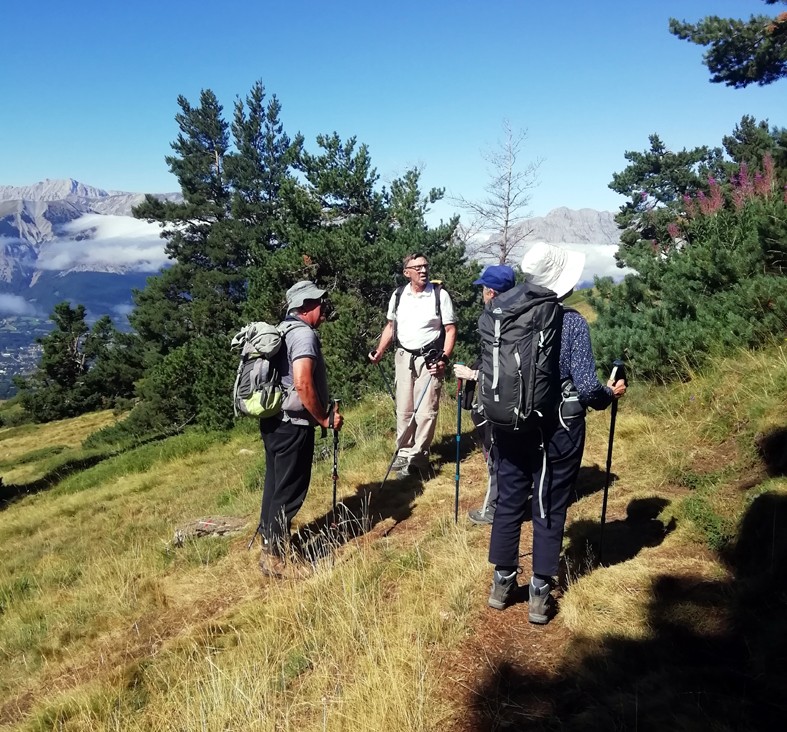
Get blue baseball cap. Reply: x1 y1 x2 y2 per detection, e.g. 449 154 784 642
472 264 516 293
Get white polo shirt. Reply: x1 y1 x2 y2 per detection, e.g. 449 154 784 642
387 283 455 351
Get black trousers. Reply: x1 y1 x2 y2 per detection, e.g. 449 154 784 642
489 415 586 577
259 418 315 555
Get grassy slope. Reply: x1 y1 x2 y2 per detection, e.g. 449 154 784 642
1 345 786 731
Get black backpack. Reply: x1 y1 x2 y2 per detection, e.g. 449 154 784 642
477 283 563 431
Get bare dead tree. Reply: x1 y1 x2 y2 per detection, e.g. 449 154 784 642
451 120 543 265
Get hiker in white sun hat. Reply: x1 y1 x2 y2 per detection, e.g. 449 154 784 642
520 241 586 300
487 242 626 624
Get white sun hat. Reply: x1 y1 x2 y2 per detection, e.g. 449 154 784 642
520 242 586 299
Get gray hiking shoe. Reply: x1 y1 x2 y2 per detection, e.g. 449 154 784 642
391 455 409 470
528 579 553 624
488 568 520 610
468 505 495 525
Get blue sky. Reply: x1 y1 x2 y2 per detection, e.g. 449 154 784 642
3 0 785 225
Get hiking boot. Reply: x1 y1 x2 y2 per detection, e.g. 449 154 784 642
468 504 495 525
259 552 312 580
528 579 553 624
488 568 520 610
391 455 409 470
259 551 286 578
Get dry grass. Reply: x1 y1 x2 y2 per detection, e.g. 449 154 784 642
2 345 786 730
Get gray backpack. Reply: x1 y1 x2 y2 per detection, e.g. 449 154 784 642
477 283 563 431
230 322 291 418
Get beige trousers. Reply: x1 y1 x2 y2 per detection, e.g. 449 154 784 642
394 348 443 466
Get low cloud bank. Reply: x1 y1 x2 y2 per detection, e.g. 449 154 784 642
573 242 636 285
0 294 37 316
36 214 168 273
476 242 636 284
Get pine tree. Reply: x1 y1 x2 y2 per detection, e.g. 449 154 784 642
670 1 787 87
608 134 725 271
132 89 241 354
14 304 136 421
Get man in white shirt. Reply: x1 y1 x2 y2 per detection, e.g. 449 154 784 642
369 253 456 475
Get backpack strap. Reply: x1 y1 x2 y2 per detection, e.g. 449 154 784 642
432 281 442 320
392 285 405 347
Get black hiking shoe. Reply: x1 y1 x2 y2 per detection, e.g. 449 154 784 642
488 568 520 610
468 505 495 525
528 579 553 624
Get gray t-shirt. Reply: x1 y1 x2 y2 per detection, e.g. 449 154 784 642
278 317 329 426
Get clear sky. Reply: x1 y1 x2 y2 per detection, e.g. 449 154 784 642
2 0 785 225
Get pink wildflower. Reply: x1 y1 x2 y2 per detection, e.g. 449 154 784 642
707 177 723 214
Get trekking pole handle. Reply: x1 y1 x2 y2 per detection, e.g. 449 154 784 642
610 359 627 386
329 399 340 430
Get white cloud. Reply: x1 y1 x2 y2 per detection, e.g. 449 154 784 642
572 243 636 285
0 294 37 316
36 214 169 273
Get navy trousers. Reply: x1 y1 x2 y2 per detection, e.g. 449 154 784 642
489 415 586 577
259 418 315 555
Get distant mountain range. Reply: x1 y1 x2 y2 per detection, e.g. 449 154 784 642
0 178 625 396
0 179 181 322
0 179 621 317
514 207 620 246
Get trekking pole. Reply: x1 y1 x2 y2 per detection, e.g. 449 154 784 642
376 360 396 404
454 363 464 524
379 374 434 490
599 359 626 565
330 399 340 515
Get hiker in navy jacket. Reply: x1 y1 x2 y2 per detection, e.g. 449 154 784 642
488 243 626 623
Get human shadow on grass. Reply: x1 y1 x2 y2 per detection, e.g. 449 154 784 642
292 471 427 562
757 425 787 477
572 465 617 502
430 430 485 475
464 491 787 732
560 497 676 579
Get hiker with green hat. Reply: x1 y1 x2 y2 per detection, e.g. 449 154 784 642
258 280 343 579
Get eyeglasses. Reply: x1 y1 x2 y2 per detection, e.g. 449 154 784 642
406 264 429 271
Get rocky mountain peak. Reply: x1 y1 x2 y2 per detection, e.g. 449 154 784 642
0 178 113 202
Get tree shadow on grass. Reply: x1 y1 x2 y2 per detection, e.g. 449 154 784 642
464 492 787 731
0 431 178 510
0 454 108 509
